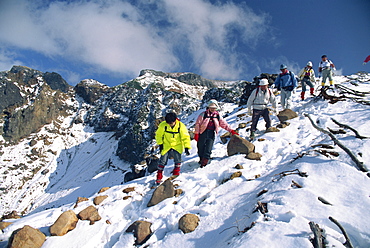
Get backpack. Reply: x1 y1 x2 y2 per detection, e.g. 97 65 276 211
164 125 181 138
255 87 272 97
203 112 220 121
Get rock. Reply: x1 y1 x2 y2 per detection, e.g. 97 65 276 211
50 210 78 236
147 179 175 207
0 221 12 230
123 196 132 200
126 220 152 245
98 187 110 193
29 140 37 146
227 135 255 156
174 189 183 197
122 187 135 193
276 122 290 128
2 211 21 220
220 132 231 144
230 171 242 180
93 195 108 205
235 164 244 169
246 152 263 160
238 123 247 129
277 109 298 122
73 197 88 208
179 214 200 233
8 225 46 248
78 205 101 225
75 79 110 104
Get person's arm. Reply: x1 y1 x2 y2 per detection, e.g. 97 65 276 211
180 122 191 149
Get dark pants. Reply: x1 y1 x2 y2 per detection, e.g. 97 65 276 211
197 129 215 159
251 109 271 132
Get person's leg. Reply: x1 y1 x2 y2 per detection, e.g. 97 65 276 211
197 132 207 160
251 109 263 132
262 108 271 129
172 150 182 176
156 152 169 183
281 90 287 109
200 130 215 167
322 70 329 88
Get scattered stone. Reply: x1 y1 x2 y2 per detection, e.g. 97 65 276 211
98 187 110 193
147 179 175 207
78 205 101 225
73 197 88 208
246 152 263 160
235 164 244 169
50 210 78 236
174 189 183 197
220 132 231 144
29 140 37 146
238 123 247 129
257 138 266 141
93 195 108 205
106 220 111 225
179 214 200 234
122 187 135 193
126 220 152 245
2 211 21 220
230 171 242 180
0 221 12 230
123 196 132 200
277 109 298 123
227 135 255 156
8 225 46 248
276 122 290 128
41 169 49 175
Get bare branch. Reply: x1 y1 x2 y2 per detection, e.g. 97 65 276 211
329 216 354 248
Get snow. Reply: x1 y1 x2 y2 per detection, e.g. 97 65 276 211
1 74 370 247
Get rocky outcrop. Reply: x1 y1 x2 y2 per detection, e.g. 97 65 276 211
75 79 110 104
7 225 46 248
277 109 298 122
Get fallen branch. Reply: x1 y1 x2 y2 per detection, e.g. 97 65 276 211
311 144 335 149
331 118 369 139
336 84 370 95
305 114 368 172
329 216 354 248
309 221 327 248
318 196 332 205
272 169 308 181
314 149 339 158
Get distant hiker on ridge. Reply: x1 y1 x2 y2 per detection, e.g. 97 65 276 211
297 61 316 100
318 55 336 88
246 79 277 140
194 99 238 168
155 112 191 184
273 64 298 110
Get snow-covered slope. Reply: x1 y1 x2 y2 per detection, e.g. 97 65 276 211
1 74 370 247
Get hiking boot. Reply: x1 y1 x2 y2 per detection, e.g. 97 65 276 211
310 87 315 95
250 131 255 139
200 158 209 168
300 91 305 100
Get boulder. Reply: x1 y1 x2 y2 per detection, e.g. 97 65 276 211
126 220 152 245
78 205 101 225
8 225 46 248
179 214 200 233
246 152 263 161
227 135 255 156
50 210 78 236
73 197 88 208
147 179 175 207
93 195 108 205
230 171 242 180
277 109 298 122
122 187 135 193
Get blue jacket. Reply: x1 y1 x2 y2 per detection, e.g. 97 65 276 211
274 71 298 90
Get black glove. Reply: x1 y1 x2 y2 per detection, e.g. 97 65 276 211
159 144 163 151
185 148 190 156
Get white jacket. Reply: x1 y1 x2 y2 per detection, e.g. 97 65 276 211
298 67 315 82
246 87 276 111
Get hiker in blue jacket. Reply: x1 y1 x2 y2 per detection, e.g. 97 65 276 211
274 64 298 110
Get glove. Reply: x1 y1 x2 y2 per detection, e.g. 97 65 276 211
231 130 239 136
247 108 252 115
274 109 279 115
159 144 163 151
185 148 190 156
194 133 199 142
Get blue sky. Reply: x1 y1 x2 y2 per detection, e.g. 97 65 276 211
0 0 369 87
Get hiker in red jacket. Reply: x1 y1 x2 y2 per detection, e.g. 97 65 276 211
194 99 238 168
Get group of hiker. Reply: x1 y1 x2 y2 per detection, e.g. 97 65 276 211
153 55 336 184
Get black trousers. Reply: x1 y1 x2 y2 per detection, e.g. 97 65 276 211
197 129 215 159
251 108 271 132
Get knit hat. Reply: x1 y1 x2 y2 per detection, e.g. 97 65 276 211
259 78 269 86
207 99 220 110
280 64 287 70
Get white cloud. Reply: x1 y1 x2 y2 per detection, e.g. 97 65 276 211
0 0 272 81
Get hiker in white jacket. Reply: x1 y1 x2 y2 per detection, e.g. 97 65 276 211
298 61 316 100
246 78 277 139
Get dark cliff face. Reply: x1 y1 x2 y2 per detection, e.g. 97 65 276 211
0 66 74 143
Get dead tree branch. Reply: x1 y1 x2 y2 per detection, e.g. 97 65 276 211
309 221 327 248
336 84 370 95
272 169 308 181
304 114 368 172
329 216 354 248
331 118 369 139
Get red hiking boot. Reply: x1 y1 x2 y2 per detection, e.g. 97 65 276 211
200 158 209 168
172 164 181 177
